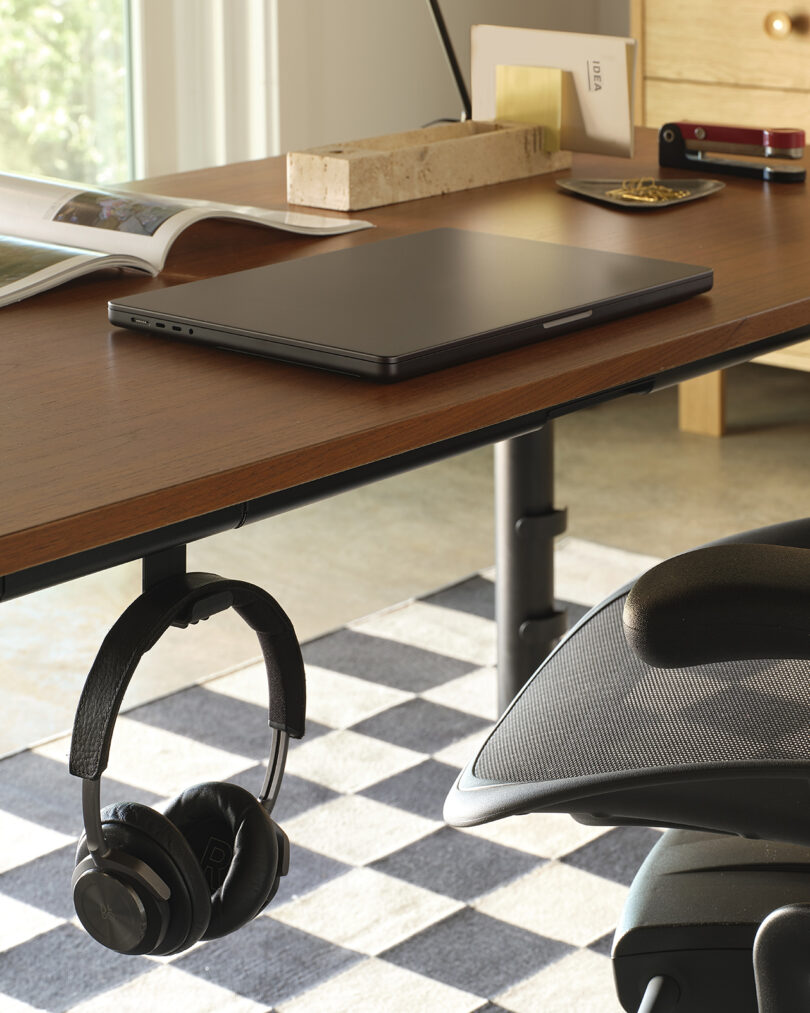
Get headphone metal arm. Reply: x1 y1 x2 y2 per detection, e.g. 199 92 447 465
77 777 172 918
259 729 289 814
83 727 289 846
82 778 110 858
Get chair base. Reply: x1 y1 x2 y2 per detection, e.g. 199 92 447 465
613 829 810 1012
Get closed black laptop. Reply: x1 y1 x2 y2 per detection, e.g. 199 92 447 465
108 228 712 381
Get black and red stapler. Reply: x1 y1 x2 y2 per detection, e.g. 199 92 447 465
659 121 806 182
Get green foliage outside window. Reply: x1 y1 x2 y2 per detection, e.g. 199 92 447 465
0 0 130 184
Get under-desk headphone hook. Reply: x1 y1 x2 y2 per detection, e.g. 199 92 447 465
69 571 305 956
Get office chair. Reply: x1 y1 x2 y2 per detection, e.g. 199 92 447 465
445 518 810 1013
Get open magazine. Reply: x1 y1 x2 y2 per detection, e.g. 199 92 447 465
0 171 373 308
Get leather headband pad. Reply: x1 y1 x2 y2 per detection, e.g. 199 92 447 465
70 572 306 780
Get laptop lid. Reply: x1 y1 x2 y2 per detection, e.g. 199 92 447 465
108 228 712 381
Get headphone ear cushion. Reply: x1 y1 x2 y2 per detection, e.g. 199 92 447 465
161 781 282 939
76 802 212 955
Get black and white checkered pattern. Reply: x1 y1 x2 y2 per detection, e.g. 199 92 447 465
0 545 663 1013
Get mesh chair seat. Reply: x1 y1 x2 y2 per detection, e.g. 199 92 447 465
445 585 810 845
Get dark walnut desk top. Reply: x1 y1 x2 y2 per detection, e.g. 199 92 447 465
2 128 808 579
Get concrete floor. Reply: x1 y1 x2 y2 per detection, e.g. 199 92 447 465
1 362 808 756
556 361 809 557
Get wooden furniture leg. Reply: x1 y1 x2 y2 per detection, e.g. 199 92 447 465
678 369 726 436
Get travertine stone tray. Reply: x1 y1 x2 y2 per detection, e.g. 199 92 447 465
286 120 572 211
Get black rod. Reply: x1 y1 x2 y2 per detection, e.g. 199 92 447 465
494 424 568 711
425 0 472 120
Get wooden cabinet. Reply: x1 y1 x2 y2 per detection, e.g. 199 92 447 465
631 0 810 435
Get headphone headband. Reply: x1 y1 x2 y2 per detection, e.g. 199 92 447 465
69 572 306 783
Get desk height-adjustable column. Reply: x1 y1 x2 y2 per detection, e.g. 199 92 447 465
495 424 568 713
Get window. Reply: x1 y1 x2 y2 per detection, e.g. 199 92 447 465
0 0 131 183
0 0 279 184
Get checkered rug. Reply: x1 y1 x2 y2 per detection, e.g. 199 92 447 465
0 541 664 1013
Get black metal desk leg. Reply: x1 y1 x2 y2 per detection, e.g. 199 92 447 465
494 424 568 713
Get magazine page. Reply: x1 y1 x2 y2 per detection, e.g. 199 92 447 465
0 234 153 309
0 172 373 270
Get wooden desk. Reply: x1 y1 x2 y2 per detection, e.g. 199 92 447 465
1 128 807 701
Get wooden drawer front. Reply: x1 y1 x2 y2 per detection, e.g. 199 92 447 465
644 0 810 90
645 79 810 130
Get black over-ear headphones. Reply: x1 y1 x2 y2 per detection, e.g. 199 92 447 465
69 572 306 956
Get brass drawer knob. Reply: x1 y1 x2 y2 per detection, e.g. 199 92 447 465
764 10 794 37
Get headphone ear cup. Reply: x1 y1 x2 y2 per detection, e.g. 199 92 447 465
75 802 212 955
161 781 283 939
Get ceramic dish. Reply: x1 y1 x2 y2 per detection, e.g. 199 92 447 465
556 177 725 209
